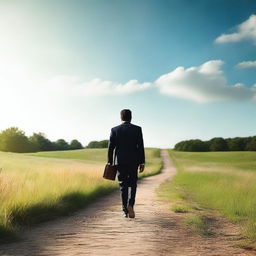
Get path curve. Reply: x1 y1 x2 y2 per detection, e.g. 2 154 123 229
0 150 254 256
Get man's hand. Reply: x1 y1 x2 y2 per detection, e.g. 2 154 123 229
139 164 145 173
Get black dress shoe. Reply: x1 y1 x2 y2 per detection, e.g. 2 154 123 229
122 211 128 218
122 207 128 218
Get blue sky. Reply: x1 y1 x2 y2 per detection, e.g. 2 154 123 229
0 0 256 148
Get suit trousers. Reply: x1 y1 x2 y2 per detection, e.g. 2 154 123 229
117 164 139 210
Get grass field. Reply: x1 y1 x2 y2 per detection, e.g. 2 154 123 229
0 148 161 239
166 150 256 244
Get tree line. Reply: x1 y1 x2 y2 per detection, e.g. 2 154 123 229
0 127 109 153
174 136 256 152
86 140 109 148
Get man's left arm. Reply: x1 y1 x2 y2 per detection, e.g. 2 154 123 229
138 127 145 172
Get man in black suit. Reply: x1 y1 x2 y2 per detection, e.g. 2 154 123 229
107 109 145 218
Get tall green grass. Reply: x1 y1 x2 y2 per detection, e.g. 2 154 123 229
169 150 256 241
0 148 161 240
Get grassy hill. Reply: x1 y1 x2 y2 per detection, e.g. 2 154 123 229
0 148 161 240
166 150 256 246
26 148 107 162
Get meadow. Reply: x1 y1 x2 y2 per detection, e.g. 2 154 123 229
167 150 256 244
0 148 161 239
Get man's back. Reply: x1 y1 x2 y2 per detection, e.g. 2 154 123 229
108 121 145 165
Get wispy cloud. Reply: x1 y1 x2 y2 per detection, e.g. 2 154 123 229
155 60 256 103
42 61 256 103
215 14 256 44
43 76 152 97
235 61 256 69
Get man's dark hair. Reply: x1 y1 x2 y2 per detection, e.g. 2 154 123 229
120 109 132 122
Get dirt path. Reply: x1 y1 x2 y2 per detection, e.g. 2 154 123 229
0 150 255 256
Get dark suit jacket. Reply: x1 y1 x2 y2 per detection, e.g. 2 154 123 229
108 121 145 165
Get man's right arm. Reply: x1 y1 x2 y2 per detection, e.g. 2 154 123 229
107 128 116 165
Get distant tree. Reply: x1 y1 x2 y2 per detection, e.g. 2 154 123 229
174 139 209 152
87 140 109 148
70 139 83 150
226 137 247 151
174 141 185 151
53 139 70 150
0 127 35 153
209 137 228 151
29 132 54 151
175 136 256 152
245 136 256 151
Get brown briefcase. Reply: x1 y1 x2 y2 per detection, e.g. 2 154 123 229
103 164 117 181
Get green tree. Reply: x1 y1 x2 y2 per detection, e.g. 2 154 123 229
29 132 53 151
53 139 70 150
174 139 209 152
245 137 256 151
70 139 83 150
209 137 228 151
226 137 247 151
0 127 35 153
87 140 109 148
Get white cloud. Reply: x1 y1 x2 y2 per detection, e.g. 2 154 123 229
155 60 256 103
43 76 151 97
215 14 256 44
235 61 256 69
43 61 256 104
